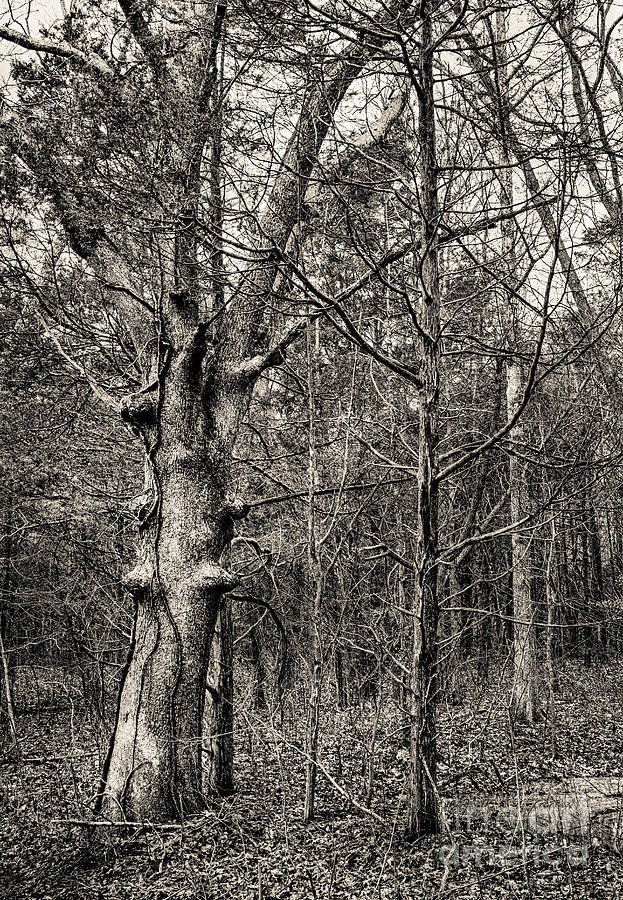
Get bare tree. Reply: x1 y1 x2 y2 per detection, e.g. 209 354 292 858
0 0 416 822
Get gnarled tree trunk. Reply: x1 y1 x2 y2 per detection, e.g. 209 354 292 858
98 360 244 821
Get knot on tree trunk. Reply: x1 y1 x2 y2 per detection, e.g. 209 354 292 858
120 391 157 429
183 562 239 598
124 560 155 597
223 496 250 521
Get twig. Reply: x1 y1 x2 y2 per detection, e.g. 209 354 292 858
23 753 100 764
51 818 185 829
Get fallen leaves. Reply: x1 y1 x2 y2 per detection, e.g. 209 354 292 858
1 659 622 899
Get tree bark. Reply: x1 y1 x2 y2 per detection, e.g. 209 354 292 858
303 320 324 824
205 597 234 796
98 361 242 820
494 8 538 725
507 362 537 723
406 0 441 837
0 498 18 757
545 514 558 756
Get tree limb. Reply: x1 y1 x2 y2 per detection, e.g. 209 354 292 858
0 25 115 77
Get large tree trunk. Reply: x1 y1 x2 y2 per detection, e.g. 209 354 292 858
98 358 242 822
406 0 441 837
0 0 423 827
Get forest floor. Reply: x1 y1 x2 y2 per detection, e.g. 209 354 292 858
1 658 623 900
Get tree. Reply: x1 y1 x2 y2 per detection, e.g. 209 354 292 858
3 0 620 834
493 7 539 724
404 0 442 836
0 0 417 822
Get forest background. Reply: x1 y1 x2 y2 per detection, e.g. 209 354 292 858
1 0 623 897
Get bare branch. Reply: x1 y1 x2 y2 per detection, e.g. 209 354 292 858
0 25 115 77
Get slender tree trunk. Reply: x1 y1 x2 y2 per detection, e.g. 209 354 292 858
249 622 267 710
334 647 348 710
477 549 492 681
495 7 538 725
558 515 574 658
205 596 234 796
545 518 558 756
0 627 18 755
0 499 18 757
579 511 593 665
446 564 463 702
304 321 324 824
507 361 537 723
303 579 323 823
587 500 604 658
334 565 350 709
447 558 472 703
395 512 410 712
407 2 441 836
366 665 382 807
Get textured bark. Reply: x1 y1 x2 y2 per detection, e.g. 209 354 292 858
0 501 18 757
99 362 242 820
303 321 324 825
94 5 394 819
205 597 234 796
494 8 538 726
545 515 558 756
507 360 537 723
406 1 441 837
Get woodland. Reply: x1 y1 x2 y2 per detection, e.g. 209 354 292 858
1 0 623 897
